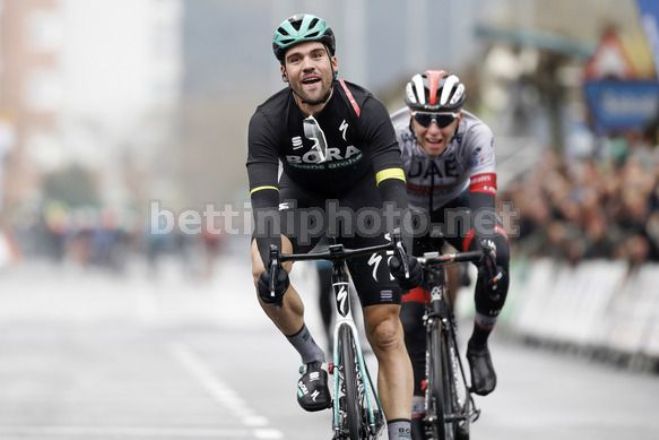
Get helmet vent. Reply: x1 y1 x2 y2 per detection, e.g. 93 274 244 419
278 27 290 37
309 17 319 28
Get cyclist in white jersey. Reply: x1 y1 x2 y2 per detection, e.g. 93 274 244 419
391 70 511 438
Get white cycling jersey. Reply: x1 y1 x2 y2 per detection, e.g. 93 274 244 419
391 107 496 212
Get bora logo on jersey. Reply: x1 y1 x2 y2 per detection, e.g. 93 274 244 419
286 115 363 167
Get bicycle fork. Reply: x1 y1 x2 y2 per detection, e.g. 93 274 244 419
330 266 382 438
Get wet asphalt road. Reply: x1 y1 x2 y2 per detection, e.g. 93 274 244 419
0 258 657 439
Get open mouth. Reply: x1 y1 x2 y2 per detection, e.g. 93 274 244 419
301 76 321 85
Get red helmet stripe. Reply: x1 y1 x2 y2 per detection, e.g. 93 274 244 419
426 71 440 105
424 70 446 106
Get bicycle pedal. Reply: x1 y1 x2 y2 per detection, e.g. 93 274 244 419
328 362 335 374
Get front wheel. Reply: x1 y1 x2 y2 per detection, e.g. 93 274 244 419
340 324 365 439
440 330 459 440
426 319 446 439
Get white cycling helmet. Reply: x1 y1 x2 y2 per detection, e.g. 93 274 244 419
405 70 466 112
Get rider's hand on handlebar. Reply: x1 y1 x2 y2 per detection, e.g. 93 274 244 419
389 254 423 291
257 266 290 305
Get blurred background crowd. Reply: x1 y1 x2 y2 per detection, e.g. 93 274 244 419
504 132 659 265
0 0 657 272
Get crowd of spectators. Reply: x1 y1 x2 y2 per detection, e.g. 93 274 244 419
501 136 659 265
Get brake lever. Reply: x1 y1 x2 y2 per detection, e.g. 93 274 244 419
391 230 410 279
268 244 280 301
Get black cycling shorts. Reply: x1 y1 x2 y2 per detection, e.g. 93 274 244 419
278 173 402 307
410 190 508 256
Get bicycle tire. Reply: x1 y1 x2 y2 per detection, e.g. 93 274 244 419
440 331 458 440
450 334 470 440
427 319 446 439
340 324 365 439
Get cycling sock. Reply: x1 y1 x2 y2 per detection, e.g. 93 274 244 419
286 324 325 364
470 314 496 347
411 395 425 419
387 419 412 440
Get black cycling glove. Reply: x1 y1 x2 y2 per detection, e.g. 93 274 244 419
257 267 290 305
389 254 424 291
478 239 503 289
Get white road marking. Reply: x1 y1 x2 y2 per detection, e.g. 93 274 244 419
170 343 284 439
254 428 284 439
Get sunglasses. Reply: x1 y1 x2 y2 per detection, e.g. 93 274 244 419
412 111 459 128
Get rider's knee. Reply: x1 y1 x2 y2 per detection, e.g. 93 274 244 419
368 313 403 353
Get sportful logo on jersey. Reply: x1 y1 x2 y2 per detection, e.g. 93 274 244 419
291 136 303 150
380 290 393 302
339 119 349 141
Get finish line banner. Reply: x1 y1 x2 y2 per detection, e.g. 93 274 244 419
637 0 659 75
583 80 659 134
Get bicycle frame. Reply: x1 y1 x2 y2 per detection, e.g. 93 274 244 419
272 237 406 439
330 260 382 437
419 251 482 438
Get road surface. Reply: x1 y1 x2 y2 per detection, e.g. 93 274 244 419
0 256 657 439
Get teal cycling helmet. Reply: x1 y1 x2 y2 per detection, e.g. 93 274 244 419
272 13 336 62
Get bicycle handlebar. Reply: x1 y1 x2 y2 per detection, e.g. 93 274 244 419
417 250 483 266
277 241 394 263
267 231 410 298
275 231 406 263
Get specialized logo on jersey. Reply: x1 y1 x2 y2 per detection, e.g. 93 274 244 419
367 252 396 282
339 119 349 141
367 252 382 281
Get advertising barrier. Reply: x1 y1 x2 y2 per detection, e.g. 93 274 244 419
503 259 659 363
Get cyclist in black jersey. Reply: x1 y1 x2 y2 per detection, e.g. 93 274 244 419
246 14 421 440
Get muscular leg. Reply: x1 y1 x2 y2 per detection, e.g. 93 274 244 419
251 236 329 411
251 237 324 363
363 304 413 421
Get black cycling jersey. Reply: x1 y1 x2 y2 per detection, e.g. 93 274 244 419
247 79 409 264
247 79 402 197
